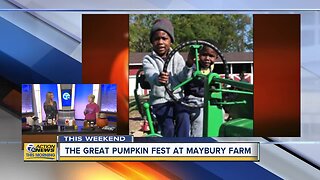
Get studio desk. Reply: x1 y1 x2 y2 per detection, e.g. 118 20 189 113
22 120 117 144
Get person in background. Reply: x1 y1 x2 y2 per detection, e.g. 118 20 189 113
239 71 249 83
84 94 100 123
43 92 58 123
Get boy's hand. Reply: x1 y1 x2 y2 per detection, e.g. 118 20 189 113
158 72 170 84
186 47 196 67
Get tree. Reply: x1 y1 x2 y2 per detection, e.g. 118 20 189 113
129 14 253 53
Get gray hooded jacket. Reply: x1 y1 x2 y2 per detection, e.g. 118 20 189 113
143 50 193 105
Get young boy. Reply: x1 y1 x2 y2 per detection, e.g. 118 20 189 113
142 19 194 137
184 43 218 137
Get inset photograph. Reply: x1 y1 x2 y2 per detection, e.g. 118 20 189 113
129 14 253 137
22 84 117 140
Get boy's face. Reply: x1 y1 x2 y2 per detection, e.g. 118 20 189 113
151 30 171 59
199 46 218 68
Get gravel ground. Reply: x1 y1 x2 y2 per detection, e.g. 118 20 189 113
129 110 147 137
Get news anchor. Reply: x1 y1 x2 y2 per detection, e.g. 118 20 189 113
43 92 58 124
83 94 100 126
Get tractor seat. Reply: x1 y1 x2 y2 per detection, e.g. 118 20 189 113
136 69 151 89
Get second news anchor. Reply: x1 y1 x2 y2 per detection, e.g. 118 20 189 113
83 94 100 127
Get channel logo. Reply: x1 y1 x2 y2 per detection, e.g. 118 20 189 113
24 143 57 161
26 143 36 153
62 92 71 100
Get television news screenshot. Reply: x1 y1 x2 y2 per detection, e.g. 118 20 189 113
0 0 319 179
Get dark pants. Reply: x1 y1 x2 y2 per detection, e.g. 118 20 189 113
152 102 190 137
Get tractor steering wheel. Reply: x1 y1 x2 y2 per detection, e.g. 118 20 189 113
163 40 229 108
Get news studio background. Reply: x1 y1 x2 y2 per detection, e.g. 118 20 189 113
0 0 320 179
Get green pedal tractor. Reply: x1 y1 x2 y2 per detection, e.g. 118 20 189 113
134 40 253 137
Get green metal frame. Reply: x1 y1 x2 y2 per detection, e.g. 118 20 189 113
203 73 253 136
143 103 162 137
203 73 224 136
